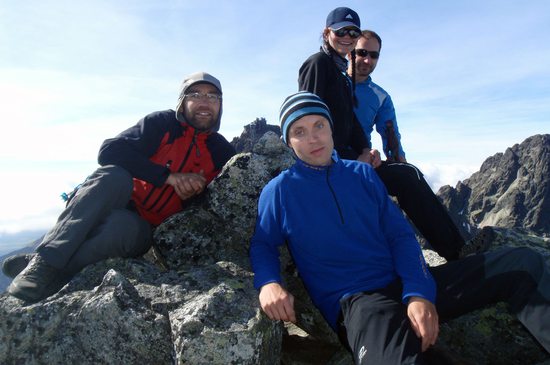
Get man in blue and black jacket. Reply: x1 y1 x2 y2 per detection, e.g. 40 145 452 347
250 91 550 364
347 30 485 261
4 71 235 303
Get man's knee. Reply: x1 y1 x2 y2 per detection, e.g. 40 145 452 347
90 165 134 198
110 210 152 257
126 222 153 258
377 163 427 195
97 165 133 187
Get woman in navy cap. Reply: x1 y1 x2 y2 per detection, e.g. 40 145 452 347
298 7 371 161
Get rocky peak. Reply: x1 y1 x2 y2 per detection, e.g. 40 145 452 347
438 134 550 237
0 127 549 364
230 117 281 153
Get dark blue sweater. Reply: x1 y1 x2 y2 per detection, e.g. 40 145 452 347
249 153 436 329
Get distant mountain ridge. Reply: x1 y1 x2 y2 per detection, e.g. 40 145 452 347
0 229 46 254
438 134 550 238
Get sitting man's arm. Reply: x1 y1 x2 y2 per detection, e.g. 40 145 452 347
407 296 439 352
374 94 407 162
250 181 295 322
98 112 176 187
166 171 207 200
366 165 438 351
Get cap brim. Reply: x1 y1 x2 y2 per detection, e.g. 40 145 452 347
188 80 222 94
330 22 360 31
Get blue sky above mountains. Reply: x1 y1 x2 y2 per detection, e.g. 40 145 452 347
1 0 549 236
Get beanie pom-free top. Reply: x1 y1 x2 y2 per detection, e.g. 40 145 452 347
279 91 333 144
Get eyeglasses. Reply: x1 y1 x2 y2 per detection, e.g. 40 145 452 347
331 27 361 39
354 49 380 59
184 92 222 103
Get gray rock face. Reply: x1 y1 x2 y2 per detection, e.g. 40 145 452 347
230 117 282 154
0 128 549 365
0 132 290 365
0 256 283 364
438 134 550 237
154 131 294 271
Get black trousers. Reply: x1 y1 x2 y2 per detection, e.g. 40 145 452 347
376 161 464 260
338 247 550 364
37 165 152 275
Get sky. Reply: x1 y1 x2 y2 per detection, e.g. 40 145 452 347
1 0 549 244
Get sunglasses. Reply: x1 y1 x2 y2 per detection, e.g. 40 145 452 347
332 27 361 39
354 49 380 59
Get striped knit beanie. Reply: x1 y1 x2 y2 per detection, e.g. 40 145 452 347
279 91 333 144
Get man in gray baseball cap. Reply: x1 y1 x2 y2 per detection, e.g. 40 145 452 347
3 71 236 303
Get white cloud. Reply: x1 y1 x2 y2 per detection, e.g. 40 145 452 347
0 167 91 234
0 69 175 161
416 162 479 192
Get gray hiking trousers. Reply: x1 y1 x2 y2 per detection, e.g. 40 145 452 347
37 165 152 275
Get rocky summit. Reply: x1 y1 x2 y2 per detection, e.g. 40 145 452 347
438 134 550 239
0 128 549 365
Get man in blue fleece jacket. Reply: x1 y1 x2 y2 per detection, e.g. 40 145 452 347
249 91 550 364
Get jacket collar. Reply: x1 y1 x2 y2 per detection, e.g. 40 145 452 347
180 120 211 140
321 44 348 73
293 150 342 177
357 76 373 85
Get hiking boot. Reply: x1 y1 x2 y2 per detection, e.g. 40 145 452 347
459 226 496 258
7 254 67 303
2 253 36 278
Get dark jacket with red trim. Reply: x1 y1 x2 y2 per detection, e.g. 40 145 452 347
98 109 235 226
